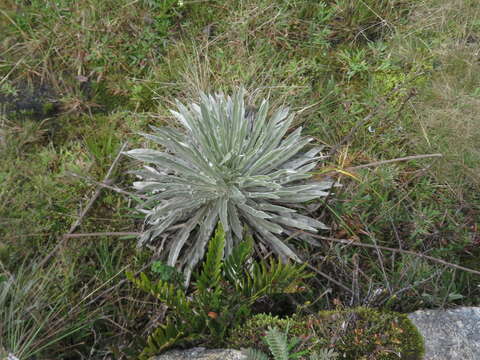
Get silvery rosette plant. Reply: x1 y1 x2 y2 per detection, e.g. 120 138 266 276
124 88 332 281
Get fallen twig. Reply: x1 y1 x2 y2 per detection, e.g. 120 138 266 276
37 142 128 269
318 153 442 177
67 172 146 200
304 263 353 294
60 223 189 240
69 142 128 234
347 153 443 171
303 232 480 276
62 232 140 239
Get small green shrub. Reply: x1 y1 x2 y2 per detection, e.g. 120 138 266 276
228 307 424 360
127 225 312 359
124 88 332 282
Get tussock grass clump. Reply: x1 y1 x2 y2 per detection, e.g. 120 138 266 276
0 262 93 359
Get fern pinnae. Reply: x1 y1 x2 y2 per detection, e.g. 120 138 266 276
195 225 225 291
244 348 270 360
264 327 289 360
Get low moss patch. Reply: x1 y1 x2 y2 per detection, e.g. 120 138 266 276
227 307 424 360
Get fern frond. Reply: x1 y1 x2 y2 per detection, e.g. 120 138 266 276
126 271 191 315
242 258 312 299
194 224 225 292
223 234 253 287
264 327 289 360
138 321 185 360
244 348 270 360
309 348 339 360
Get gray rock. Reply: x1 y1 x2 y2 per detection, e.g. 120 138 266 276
408 307 480 360
153 347 246 360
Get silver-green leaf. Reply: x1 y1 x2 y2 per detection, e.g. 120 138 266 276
125 88 333 282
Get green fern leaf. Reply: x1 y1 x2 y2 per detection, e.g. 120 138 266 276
138 321 185 360
127 228 312 359
241 258 311 300
127 271 191 315
244 348 270 360
264 327 289 360
309 348 339 360
194 224 225 292
223 234 253 287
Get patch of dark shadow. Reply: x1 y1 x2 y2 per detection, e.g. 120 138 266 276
1 77 133 122
0 82 59 121
466 34 479 44
252 293 297 318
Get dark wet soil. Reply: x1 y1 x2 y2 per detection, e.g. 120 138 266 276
0 82 59 120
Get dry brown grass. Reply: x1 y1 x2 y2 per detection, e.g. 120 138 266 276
387 0 480 192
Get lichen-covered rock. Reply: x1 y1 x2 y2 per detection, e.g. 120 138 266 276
408 307 480 360
153 347 246 360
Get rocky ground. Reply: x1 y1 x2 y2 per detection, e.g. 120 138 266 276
155 307 480 360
